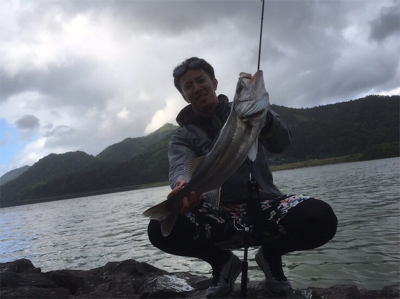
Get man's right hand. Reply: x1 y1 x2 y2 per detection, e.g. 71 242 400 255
168 180 202 214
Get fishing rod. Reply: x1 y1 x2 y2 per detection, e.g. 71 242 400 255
241 1 265 298
257 0 265 72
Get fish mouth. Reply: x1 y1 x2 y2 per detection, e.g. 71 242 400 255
239 70 263 81
239 72 252 79
237 71 263 97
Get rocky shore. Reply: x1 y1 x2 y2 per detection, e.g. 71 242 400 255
1 259 398 298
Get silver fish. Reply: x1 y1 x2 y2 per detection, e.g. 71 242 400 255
143 71 269 236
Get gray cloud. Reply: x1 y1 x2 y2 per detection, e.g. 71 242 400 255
15 115 40 130
1 60 112 110
0 0 399 175
369 5 400 42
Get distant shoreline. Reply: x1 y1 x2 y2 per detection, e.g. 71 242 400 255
139 155 361 188
0 185 145 208
269 155 356 171
1 156 396 208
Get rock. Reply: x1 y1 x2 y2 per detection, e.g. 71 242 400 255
44 259 168 298
1 286 72 299
0 259 71 298
308 284 400 299
1 259 399 298
382 285 400 299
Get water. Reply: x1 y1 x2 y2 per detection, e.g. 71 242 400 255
1 158 399 290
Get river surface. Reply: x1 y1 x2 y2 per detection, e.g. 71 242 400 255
1 158 399 290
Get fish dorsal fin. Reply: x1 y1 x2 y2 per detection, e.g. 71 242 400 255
201 187 221 207
184 156 205 180
247 139 258 162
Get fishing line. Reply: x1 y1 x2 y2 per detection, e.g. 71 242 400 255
257 0 265 71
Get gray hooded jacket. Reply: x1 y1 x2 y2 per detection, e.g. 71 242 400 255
168 95 291 203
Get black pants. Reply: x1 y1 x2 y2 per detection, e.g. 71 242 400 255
147 198 337 271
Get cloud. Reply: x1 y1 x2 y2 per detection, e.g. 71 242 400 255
15 115 40 130
380 86 400 96
145 96 186 134
0 0 399 176
13 137 47 169
369 5 400 43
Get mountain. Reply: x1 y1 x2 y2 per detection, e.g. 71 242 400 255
0 125 178 207
0 165 30 186
0 95 398 207
96 123 178 162
0 151 100 206
23 132 173 200
271 95 399 160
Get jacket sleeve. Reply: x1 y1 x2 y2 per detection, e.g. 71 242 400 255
168 129 197 189
259 109 291 154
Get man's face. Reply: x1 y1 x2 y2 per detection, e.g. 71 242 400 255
180 69 219 117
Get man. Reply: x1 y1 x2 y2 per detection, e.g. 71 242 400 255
148 57 337 298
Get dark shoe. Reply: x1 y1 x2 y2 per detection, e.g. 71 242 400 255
206 252 242 298
255 247 292 295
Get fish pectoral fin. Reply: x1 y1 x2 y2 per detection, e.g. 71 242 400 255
201 187 221 207
184 156 205 180
247 139 258 161
242 95 268 118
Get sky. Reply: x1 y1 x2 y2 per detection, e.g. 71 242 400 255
0 0 399 176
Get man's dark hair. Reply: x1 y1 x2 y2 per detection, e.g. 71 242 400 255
173 57 215 93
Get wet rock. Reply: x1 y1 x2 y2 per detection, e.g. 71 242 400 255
1 259 399 298
0 259 71 298
382 285 400 299
308 284 400 299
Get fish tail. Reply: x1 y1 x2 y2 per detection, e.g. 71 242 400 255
160 213 179 237
143 197 182 237
143 200 170 220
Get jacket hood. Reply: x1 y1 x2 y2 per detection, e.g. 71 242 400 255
176 94 229 127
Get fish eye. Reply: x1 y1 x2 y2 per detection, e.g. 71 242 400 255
236 84 244 93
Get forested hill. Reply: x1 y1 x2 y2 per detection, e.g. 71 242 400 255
0 95 398 207
0 165 30 186
272 95 399 160
96 123 177 162
0 123 178 207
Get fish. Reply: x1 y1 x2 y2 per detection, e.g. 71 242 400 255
143 70 269 236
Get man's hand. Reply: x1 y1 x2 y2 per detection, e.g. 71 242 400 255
168 180 202 214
